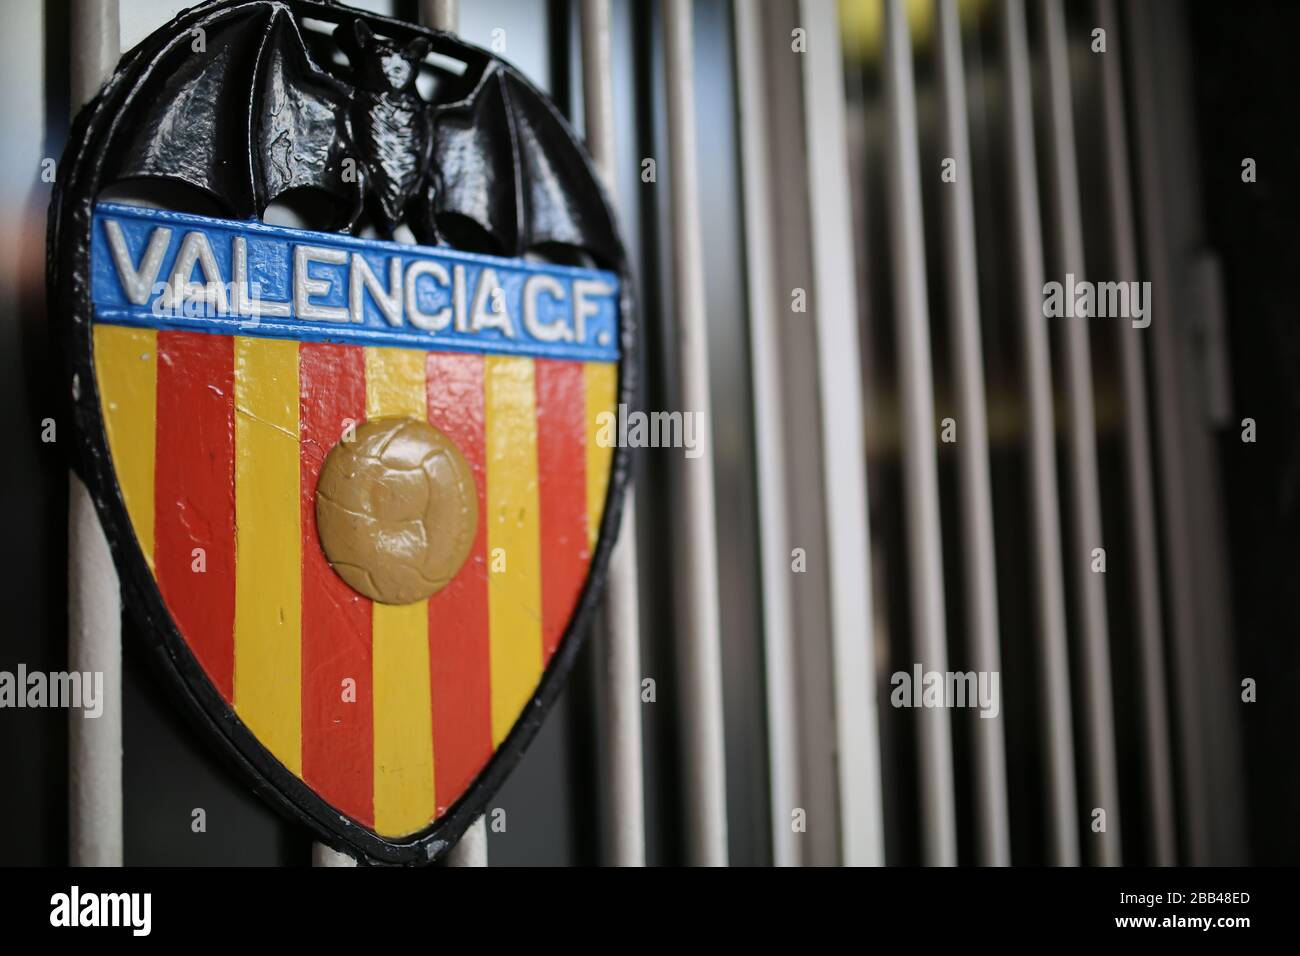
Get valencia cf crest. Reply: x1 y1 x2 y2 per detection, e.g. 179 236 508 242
48 0 633 864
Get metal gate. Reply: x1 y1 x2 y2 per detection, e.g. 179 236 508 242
9 0 1245 865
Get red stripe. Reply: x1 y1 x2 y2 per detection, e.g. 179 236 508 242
534 359 589 662
299 343 374 827
426 352 492 816
154 330 236 700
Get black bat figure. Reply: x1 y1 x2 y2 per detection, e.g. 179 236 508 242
334 19 434 238
99 0 619 266
434 51 616 262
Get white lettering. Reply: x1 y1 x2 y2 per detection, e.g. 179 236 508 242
294 245 349 322
405 260 452 331
522 274 570 342
104 221 171 305
169 231 228 315
471 268 515 337
453 264 469 332
350 253 403 326
572 278 613 344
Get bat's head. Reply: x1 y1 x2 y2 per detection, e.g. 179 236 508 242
344 20 431 94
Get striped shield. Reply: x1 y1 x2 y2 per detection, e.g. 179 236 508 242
74 201 627 861
51 0 632 863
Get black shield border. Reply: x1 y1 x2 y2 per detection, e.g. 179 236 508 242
48 0 636 865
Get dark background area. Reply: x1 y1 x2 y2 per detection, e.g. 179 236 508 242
1190 0 1300 866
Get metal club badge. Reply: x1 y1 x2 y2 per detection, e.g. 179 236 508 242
49 0 632 864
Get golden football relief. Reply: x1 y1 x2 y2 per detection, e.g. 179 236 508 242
316 417 478 605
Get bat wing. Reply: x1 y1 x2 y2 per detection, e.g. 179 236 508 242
433 63 620 267
103 1 354 221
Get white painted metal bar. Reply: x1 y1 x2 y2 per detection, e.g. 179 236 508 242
445 817 487 867
69 479 123 866
1000 0 1080 866
1038 0 1121 866
311 844 357 867
733 0 800 868
880 0 957 868
594 491 646 865
1094 0 1175 866
662 0 729 866
798 0 885 867
933 0 1011 867
68 0 123 869
580 0 646 868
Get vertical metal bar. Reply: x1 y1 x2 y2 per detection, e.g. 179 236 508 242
1123 0 1211 864
1038 0 1121 866
70 0 119 108
445 818 488 866
311 844 357 867
740 0 850 866
1094 0 1175 866
880 0 957 867
733 1 800 868
798 0 885 866
662 0 729 866
594 491 646 865
419 0 458 32
69 479 122 866
933 0 1011 867
420 0 489 872
68 0 122 869
1000 0 1080 866
580 0 647 867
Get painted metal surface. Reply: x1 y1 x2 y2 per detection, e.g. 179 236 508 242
91 203 620 360
68 0 124 868
1000 0 1080 865
415 0 488 870
1037 0 1120 866
662 0 729 867
50 0 634 865
880 0 957 867
798 0 885 866
102 0 620 260
580 0 646 870
733 0 798 868
932 0 1010 867
1094 0 1175 865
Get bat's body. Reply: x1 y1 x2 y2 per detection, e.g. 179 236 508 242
342 20 434 238
355 92 429 229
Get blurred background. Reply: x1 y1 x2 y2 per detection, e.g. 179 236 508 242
1 0 1296 865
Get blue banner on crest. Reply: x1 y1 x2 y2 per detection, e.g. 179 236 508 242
89 202 620 363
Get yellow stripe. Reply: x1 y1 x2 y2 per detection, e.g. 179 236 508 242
485 356 543 746
94 325 157 569
365 346 427 420
233 336 302 775
584 362 618 553
365 347 435 837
